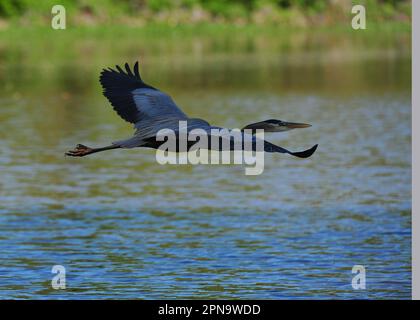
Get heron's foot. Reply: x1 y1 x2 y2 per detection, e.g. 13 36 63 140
65 144 93 157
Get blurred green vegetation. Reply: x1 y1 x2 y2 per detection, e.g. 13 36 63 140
0 0 411 28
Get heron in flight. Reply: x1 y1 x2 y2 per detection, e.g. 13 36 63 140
66 62 318 158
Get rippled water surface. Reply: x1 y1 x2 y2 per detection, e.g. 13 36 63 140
0 29 411 298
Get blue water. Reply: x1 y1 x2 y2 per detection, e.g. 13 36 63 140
0 31 411 299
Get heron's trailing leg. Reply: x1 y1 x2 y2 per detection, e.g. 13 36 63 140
65 144 120 157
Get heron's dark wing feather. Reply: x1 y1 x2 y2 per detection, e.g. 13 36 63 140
99 62 188 125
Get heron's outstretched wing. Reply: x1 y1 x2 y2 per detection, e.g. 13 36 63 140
99 62 188 126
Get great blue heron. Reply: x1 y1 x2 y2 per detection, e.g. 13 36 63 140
65 62 318 158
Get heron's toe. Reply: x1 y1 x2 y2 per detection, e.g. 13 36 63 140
65 144 92 157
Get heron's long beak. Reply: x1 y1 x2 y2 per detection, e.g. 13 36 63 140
283 122 312 129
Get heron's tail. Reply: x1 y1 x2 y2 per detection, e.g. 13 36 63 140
264 141 318 158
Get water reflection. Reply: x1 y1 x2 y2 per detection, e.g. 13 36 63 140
0 29 411 299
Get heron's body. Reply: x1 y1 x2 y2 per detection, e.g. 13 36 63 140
66 62 318 159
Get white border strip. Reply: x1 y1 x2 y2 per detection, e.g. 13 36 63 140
413 0 418 300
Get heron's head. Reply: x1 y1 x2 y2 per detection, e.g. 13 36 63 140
244 119 312 132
